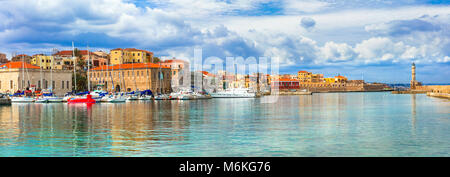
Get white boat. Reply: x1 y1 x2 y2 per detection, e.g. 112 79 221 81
35 97 49 103
138 95 152 100
11 97 35 102
105 93 127 102
211 88 256 98
154 94 170 100
46 97 64 102
192 92 212 99
126 95 139 101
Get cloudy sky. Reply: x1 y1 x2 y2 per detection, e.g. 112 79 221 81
0 0 449 83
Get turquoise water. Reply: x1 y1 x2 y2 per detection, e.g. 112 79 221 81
0 92 449 157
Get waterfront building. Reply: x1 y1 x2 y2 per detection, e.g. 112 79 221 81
31 54 54 69
11 54 32 63
0 53 8 64
297 71 324 83
324 75 348 83
159 59 190 91
89 63 171 93
54 50 108 69
0 62 73 95
109 48 154 65
271 78 300 90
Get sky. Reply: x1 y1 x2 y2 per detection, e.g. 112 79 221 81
0 0 449 83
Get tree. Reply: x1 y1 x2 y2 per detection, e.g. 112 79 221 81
72 73 87 92
72 48 87 92
152 56 161 63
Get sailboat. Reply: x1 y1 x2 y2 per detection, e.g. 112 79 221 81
11 55 35 103
138 63 153 100
44 54 64 102
67 44 96 104
154 62 170 100
104 57 126 102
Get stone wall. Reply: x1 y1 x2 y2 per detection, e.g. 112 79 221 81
0 68 73 96
414 85 450 94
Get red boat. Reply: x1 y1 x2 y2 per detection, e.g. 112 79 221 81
67 94 96 104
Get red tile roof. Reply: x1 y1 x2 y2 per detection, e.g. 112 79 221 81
298 71 309 73
54 50 99 56
0 62 40 69
201 71 215 77
90 63 170 71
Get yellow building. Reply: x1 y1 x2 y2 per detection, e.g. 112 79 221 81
298 71 312 82
324 75 348 83
110 48 154 65
31 54 55 69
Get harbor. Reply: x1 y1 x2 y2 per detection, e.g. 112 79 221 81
0 92 448 157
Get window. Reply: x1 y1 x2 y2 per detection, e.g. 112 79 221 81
38 80 40 88
62 81 64 89
52 81 55 89
67 81 69 89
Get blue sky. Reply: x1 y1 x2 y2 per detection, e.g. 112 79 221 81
0 0 449 83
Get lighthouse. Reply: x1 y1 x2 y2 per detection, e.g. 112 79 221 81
410 62 419 89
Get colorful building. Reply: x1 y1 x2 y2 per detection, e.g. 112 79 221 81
109 48 154 65
31 54 54 69
53 50 108 69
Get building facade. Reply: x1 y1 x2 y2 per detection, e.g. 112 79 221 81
53 50 108 69
11 54 32 63
89 63 172 93
109 48 154 65
31 54 54 69
0 53 8 64
0 62 73 95
159 59 190 91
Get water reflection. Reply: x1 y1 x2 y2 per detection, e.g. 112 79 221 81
0 93 449 157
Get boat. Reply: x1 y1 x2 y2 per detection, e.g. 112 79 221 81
211 88 256 98
138 95 152 100
138 90 153 100
35 97 49 103
11 96 35 102
42 90 64 103
67 94 96 104
154 94 170 100
101 92 126 102
0 94 11 105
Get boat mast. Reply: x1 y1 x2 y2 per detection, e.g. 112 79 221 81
22 55 25 90
51 55 53 92
87 45 90 92
40 55 43 91
72 41 76 92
